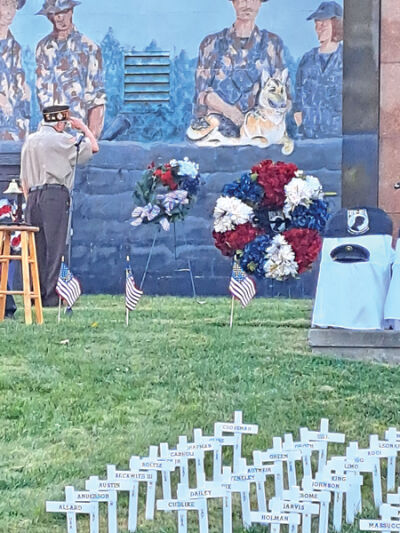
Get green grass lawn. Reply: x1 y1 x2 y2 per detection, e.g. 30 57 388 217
1 295 400 532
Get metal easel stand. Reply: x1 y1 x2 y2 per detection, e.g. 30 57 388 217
173 221 197 299
139 226 160 290
138 222 198 298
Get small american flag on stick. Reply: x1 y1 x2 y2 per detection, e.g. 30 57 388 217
56 261 81 309
229 262 256 308
126 259 143 311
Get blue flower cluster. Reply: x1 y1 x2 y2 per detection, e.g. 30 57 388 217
240 234 272 279
291 200 329 232
180 176 200 196
222 172 264 205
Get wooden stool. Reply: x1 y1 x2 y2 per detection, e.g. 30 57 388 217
0 225 43 325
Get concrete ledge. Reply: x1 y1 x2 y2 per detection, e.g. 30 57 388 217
308 328 400 364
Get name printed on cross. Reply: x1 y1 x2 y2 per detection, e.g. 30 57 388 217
215 423 259 434
75 491 111 501
251 512 301 524
360 520 400 530
46 501 96 514
157 499 203 511
115 471 156 481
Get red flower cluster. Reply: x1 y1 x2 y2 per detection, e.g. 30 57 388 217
252 160 298 208
284 228 322 274
11 234 21 249
154 164 177 190
0 204 12 217
213 223 264 257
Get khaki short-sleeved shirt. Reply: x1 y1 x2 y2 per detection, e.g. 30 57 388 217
20 123 93 192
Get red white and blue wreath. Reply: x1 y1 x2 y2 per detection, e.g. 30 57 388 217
212 160 329 280
131 157 201 231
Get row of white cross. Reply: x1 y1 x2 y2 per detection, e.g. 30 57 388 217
46 412 400 533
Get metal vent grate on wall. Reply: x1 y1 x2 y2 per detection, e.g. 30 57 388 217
123 51 170 105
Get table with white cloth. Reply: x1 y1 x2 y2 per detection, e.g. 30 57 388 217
312 207 394 330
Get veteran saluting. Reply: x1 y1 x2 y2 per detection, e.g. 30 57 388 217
20 105 98 307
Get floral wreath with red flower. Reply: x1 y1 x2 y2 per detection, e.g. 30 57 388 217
131 158 201 231
212 159 329 281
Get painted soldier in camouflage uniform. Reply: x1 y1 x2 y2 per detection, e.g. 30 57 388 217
294 1 343 138
188 0 288 140
0 0 30 141
35 0 106 138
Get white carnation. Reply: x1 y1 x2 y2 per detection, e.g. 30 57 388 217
213 196 253 233
305 174 324 200
283 177 314 217
264 235 298 280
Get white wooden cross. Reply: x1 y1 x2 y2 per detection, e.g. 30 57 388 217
281 486 329 533
347 441 383 509
250 509 301 533
177 434 211 488
360 503 400 533
159 441 182 502
157 482 208 533
161 437 203 493
129 446 175 521
300 419 345 473
214 411 258 474
384 428 400 492
229 458 255 529
325 456 364 526
106 463 157 532
85 476 118 533
295 481 331 533
247 461 280 513
192 428 236 482
253 436 301 498
304 467 360 532
269 494 319 533
286 432 326 479
369 434 400 494
46 486 98 533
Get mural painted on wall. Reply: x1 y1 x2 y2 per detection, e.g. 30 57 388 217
2 0 343 148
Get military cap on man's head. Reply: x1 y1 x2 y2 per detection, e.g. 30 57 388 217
307 1 343 20
42 105 70 122
36 0 81 16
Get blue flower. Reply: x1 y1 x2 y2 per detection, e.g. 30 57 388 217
240 234 272 278
180 177 200 197
291 200 329 232
222 172 264 205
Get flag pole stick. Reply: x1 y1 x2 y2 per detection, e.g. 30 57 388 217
229 296 235 329
57 255 64 324
126 255 129 326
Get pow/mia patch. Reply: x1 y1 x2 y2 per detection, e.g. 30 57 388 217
268 210 287 234
347 209 369 235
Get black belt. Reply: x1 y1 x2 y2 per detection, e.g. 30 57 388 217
29 184 68 193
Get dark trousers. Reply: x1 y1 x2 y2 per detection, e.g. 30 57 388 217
25 186 70 306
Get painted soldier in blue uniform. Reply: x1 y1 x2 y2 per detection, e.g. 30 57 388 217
294 1 343 138
188 0 288 140
0 0 30 141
